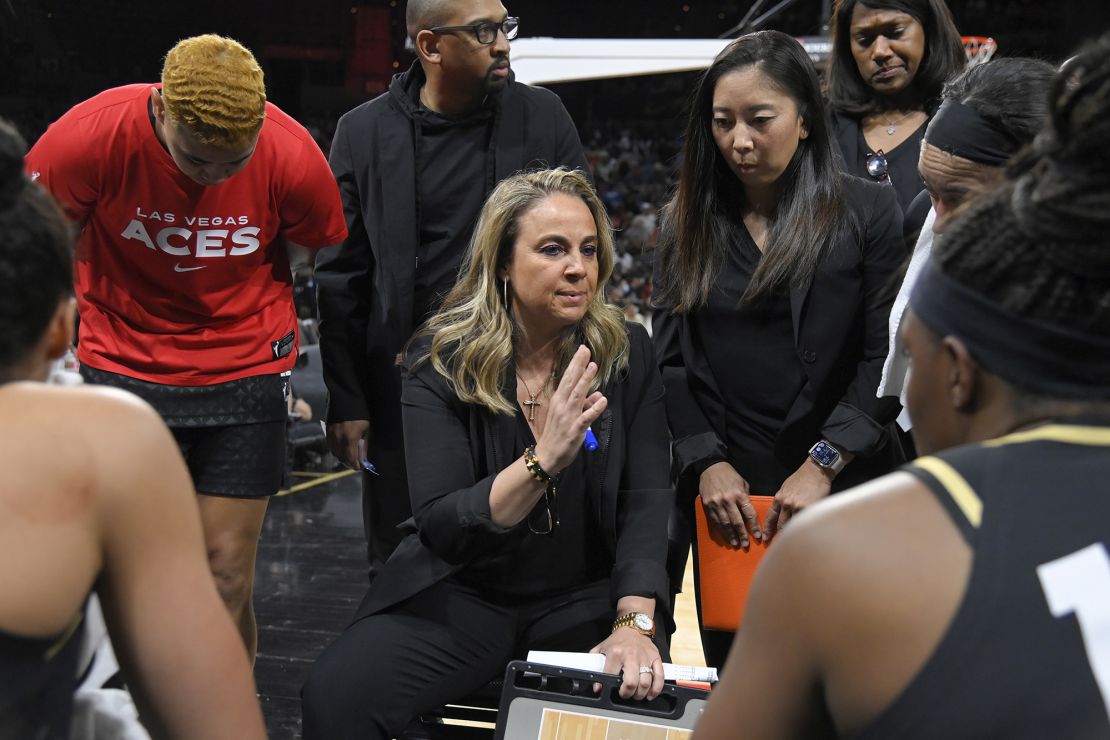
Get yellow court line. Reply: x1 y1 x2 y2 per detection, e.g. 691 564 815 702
912 456 983 529
276 468 357 497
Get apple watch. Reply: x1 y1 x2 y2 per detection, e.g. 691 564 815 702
808 440 846 475
612 612 656 637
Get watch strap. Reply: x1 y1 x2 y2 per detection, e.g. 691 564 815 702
809 440 847 474
611 612 655 637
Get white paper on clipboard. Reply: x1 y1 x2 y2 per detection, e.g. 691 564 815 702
525 651 718 683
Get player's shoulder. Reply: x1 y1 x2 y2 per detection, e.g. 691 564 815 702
59 84 149 128
259 102 317 150
767 472 942 585
1 382 179 486
1 381 160 428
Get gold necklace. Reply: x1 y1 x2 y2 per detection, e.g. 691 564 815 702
516 372 552 423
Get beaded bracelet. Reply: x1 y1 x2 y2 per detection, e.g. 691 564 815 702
523 444 556 484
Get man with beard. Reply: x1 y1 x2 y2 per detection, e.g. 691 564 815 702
317 0 588 575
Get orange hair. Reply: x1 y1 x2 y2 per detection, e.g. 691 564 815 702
161 34 266 149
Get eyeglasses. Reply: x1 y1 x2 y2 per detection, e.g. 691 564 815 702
527 482 559 535
866 149 892 186
429 17 519 45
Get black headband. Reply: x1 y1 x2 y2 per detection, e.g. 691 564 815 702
909 261 1110 398
924 98 1022 166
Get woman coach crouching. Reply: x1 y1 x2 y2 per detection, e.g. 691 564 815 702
302 168 673 739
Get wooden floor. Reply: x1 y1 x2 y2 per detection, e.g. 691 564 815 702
254 472 706 739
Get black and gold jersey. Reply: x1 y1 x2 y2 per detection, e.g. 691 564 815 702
859 421 1110 739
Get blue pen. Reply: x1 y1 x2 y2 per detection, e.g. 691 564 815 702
583 427 598 452
357 438 379 476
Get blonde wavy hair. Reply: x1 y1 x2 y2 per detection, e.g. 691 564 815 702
412 168 630 415
161 34 266 149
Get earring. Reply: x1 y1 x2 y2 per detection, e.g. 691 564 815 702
502 279 508 309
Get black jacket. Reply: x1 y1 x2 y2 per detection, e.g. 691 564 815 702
353 324 674 627
653 175 905 491
316 63 589 436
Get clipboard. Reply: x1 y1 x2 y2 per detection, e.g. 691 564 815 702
495 660 709 739
693 495 774 631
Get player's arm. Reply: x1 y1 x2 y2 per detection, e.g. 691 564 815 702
275 131 347 280
24 112 101 229
694 471 967 739
89 390 265 739
692 511 838 739
285 238 316 280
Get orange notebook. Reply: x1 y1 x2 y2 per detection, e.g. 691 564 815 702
693 495 775 632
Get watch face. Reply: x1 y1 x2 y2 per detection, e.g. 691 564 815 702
811 441 840 467
633 613 654 631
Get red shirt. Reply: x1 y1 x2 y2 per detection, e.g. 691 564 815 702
26 84 347 384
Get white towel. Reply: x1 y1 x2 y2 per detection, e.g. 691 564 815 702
69 689 150 740
878 207 937 430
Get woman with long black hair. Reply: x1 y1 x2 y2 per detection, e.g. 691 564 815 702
654 30 905 667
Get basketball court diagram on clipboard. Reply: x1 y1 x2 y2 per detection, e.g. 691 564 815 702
536 706 694 739
495 662 709 739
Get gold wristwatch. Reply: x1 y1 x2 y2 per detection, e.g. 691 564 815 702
612 612 656 637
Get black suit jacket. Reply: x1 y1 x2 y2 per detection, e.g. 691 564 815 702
315 64 589 442
353 324 675 628
653 175 905 491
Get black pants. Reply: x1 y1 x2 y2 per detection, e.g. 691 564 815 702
361 446 412 580
302 579 614 739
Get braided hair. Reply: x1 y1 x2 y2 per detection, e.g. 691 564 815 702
932 33 1110 398
0 119 73 380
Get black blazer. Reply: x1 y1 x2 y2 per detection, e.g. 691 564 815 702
315 63 589 440
653 175 905 491
352 323 674 629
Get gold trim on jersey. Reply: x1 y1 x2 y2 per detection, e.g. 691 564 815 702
44 611 83 661
911 456 983 528
982 424 1110 449
912 424 1110 529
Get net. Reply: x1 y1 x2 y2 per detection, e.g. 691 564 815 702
962 36 998 67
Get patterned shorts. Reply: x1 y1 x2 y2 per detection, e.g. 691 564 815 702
80 366 289 497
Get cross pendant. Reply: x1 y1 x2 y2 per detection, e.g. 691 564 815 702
522 396 540 422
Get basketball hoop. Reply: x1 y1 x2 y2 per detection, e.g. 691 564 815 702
962 36 998 67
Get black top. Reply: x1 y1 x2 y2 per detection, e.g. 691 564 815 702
457 414 608 598
858 420 1110 739
0 611 84 740
654 174 906 495
354 323 673 627
693 227 806 493
829 110 927 216
413 99 493 326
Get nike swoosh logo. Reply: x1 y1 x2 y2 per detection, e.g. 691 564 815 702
174 264 207 272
